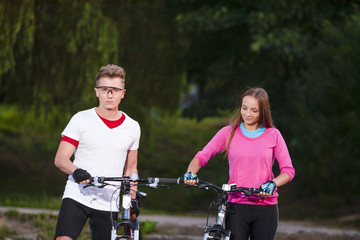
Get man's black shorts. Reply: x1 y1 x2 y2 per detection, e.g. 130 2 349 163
55 198 118 240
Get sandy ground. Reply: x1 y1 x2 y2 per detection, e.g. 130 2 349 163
139 214 360 240
1 206 359 240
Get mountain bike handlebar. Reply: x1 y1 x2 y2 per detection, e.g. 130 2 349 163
89 175 185 188
194 180 262 197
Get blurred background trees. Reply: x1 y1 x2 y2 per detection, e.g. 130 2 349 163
1 0 359 219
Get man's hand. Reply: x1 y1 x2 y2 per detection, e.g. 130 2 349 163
72 168 91 184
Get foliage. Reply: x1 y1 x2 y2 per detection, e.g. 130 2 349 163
138 113 231 212
290 12 360 212
175 0 360 217
140 220 157 235
0 210 91 240
0 0 360 221
0 0 119 122
0 210 159 240
176 0 359 119
107 0 187 113
0 0 186 127
0 225 17 240
0 0 35 78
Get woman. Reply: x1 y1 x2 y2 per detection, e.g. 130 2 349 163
184 87 295 240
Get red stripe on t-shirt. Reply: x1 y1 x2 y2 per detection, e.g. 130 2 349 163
61 135 79 148
97 113 126 129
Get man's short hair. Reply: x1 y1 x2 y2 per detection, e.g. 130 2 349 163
96 64 126 86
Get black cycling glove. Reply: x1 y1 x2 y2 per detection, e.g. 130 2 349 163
72 168 91 183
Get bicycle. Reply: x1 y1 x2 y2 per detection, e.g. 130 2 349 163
187 180 263 240
88 173 182 240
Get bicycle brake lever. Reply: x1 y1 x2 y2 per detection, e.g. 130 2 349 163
197 183 209 189
136 190 147 199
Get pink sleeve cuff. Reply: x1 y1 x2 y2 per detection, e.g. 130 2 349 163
194 153 207 167
281 167 295 181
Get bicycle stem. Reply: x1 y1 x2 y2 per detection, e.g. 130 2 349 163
122 193 132 220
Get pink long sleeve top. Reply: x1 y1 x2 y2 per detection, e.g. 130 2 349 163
195 125 295 205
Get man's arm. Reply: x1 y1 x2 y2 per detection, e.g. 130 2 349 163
54 141 77 175
124 149 138 199
124 149 138 176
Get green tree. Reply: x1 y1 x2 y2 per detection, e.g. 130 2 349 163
1 0 119 130
0 0 186 129
176 0 360 217
290 13 360 216
102 0 187 120
0 0 35 78
176 0 357 122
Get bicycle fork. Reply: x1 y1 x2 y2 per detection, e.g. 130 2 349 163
203 203 230 240
111 194 140 240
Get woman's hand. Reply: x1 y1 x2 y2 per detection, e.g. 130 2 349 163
260 180 276 196
183 172 198 186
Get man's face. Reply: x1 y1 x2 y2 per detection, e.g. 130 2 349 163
95 77 126 111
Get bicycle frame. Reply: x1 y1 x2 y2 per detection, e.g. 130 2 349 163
90 174 182 240
193 181 262 240
111 179 140 240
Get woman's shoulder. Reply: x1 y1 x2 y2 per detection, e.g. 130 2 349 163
218 125 234 134
214 125 237 139
267 127 280 133
266 127 284 138
220 125 232 130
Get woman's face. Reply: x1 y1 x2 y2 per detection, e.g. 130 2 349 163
241 95 260 130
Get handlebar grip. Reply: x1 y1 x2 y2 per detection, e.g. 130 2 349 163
159 178 181 184
89 176 107 187
147 177 184 184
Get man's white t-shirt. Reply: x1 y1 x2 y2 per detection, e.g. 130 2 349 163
61 108 141 211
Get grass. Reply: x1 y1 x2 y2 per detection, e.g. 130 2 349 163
0 223 17 240
0 194 62 210
0 209 158 240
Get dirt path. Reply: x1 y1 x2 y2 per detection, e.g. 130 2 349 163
139 214 360 235
1 206 359 240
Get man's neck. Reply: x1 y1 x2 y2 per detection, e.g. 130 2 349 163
95 107 121 120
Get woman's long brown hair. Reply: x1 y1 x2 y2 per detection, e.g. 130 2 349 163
223 87 274 158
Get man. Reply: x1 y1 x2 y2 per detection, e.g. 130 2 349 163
54 64 141 240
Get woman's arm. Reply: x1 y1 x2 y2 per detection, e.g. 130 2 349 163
186 157 202 174
184 158 201 185
272 172 290 187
